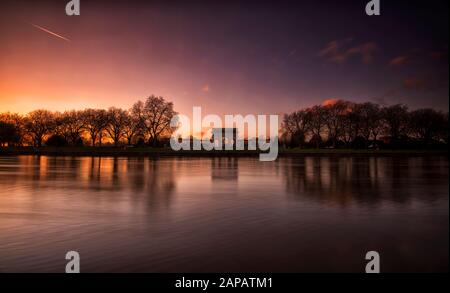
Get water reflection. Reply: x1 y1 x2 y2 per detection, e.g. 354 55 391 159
211 158 238 181
281 156 446 206
0 155 447 272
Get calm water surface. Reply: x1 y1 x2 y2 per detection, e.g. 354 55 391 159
0 155 448 272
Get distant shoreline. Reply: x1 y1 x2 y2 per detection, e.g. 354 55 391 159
0 147 447 157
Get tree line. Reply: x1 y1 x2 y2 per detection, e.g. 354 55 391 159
281 100 448 149
0 95 176 148
0 96 448 149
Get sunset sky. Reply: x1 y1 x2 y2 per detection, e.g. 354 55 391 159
0 0 448 118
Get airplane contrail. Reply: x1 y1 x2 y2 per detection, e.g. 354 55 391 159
30 23 71 42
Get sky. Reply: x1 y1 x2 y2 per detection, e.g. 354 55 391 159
0 0 448 119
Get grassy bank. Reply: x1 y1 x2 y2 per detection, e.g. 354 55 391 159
0 146 447 157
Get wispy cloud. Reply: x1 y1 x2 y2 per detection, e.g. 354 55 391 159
319 39 378 64
389 47 448 67
30 23 71 42
403 77 429 91
318 40 348 64
389 56 409 66
347 42 378 64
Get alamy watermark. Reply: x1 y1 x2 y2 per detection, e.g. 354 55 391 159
62 249 379 272
365 0 381 16
65 250 80 273
365 251 380 273
66 0 80 16
169 107 279 161
65 1 380 17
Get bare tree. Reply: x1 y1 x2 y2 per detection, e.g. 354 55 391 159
106 107 128 146
56 110 85 145
282 109 311 148
82 109 108 146
142 95 177 146
307 105 326 148
0 112 25 146
409 108 446 144
344 104 364 147
0 122 20 147
123 101 146 145
323 100 350 147
382 104 409 143
356 102 381 147
24 110 56 147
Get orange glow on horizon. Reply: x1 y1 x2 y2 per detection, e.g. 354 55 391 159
321 98 340 107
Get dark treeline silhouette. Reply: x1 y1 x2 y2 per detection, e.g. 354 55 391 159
0 96 448 150
281 100 448 149
0 95 177 148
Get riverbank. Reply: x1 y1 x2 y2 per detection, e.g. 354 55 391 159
0 146 447 157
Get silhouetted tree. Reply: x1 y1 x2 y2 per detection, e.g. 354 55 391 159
323 100 350 147
409 108 446 144
307 105 326 148
382 104 409 144
0 112 24 146
282 109 311 148
282 101 449 150
24 110 56 147
82 109 108 146
142 95 177 146
0 122 20 146
46 134 69 147
355 102 382 147
106 107 128 146
56 110 86 145
125 100 147 145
